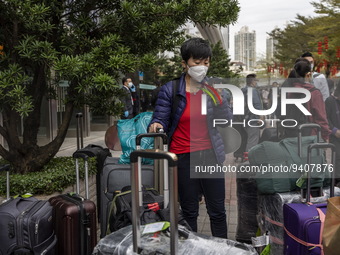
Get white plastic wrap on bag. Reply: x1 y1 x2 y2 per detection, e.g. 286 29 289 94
92 225 258 255
257 187 340 255
236 170 258 243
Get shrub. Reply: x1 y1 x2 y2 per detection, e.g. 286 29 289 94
0 157 97 196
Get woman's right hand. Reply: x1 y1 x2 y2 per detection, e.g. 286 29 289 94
149 122 164 133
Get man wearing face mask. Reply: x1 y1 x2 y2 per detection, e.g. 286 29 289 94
301 52 329 101
121 77 134 119
149 38 232 238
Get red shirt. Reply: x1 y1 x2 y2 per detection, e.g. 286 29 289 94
170 91 212 154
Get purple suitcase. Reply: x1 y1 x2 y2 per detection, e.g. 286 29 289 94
283 141 336 255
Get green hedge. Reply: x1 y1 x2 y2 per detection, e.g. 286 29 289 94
0 157 97 196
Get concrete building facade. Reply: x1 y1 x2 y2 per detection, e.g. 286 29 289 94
234 26 256 71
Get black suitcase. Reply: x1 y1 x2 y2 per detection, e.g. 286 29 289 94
0 164 57 255
49 152 97 255
99 133 168 238
75 143 111 223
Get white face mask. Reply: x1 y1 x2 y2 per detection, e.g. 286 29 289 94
128 82 133 88
187 65 208 82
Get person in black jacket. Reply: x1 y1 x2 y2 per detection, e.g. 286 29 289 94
325 81 340 183
121 77 134 119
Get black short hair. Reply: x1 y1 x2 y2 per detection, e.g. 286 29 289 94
180 37 212 63
122 77 130 84
301 52 313 58
293 59 311 77
246 74 257 85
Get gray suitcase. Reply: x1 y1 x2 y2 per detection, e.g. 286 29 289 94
99 133 168 238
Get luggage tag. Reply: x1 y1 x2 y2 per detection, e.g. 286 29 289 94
251 232 269 247
142 221 170 235
296 173 307 188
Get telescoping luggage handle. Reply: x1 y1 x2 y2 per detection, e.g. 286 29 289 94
136 132 169 204
0 164 10 201
130 149 178 255
72 152 90 199
298 123 321 157
76 112 84 150
306 143 336 202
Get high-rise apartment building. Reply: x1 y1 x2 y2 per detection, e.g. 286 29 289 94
234 26 256 71
266 36 277 61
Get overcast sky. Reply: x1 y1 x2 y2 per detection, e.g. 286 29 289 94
229 0 319 60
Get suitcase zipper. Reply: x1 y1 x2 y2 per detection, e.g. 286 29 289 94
303 217 321 252
26 201 46 245
16 201 40 247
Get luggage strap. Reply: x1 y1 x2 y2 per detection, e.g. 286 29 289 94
260 213 284 245
283 208 325 255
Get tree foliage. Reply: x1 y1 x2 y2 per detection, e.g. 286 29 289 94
209 41 239 79
268 0 340 73
0 0 240 173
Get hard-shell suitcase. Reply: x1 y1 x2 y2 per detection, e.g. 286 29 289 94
0 164 57 255
49 152 97 255
283 142 336 255
99 133 168 238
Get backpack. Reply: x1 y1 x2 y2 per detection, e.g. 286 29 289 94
107 185 191 234
282 86 318 138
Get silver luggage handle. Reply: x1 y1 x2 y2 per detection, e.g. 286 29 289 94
306 143 336 202
298 124 321 157
0 164 10 200
72 152 90 199
136 132 169 205
130 149 178 255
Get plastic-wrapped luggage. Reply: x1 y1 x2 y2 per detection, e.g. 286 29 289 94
93 225 258 255
257 187 339 255
95 148 257 255
236 163 258 244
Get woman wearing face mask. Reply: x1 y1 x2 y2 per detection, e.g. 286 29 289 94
282 58 330 141
149 38 232 238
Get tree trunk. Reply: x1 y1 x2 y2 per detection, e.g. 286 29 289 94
1 84 75 174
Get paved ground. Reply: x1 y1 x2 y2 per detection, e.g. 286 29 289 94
56 131 239 241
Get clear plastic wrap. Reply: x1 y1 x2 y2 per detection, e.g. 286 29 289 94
236 169 258 243
257 187 340 255
93 225 258 255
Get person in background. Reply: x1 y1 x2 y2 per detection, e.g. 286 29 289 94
284 58 330 141
244 74 263 152
325 81 340 184
261 88 269 111
268 82 280 119
149 37 232 238
301 52 330 101
151 80 162 109
129 80 139 116
121 77 134 119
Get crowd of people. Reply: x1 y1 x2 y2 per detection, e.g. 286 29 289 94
120 37 340 237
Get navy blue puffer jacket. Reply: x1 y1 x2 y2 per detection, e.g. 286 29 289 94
150 73 233 164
